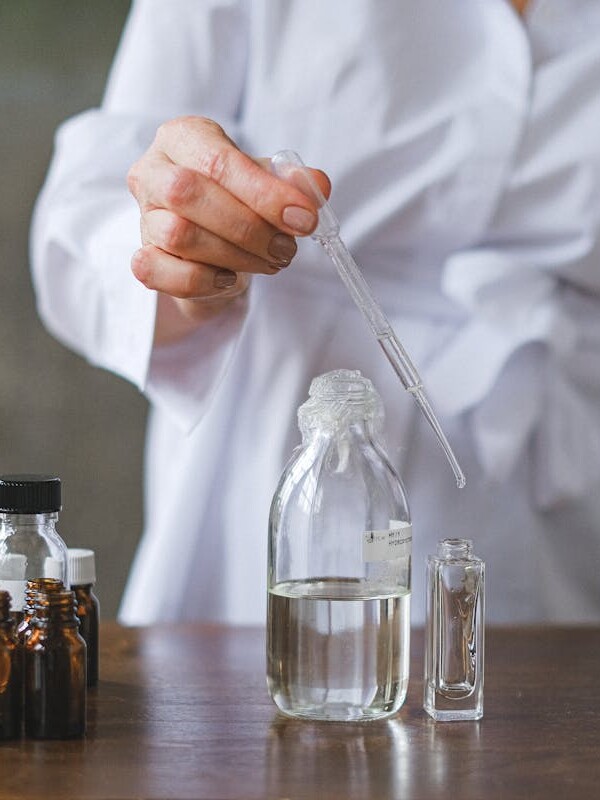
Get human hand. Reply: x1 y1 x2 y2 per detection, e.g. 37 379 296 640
127 116 330 337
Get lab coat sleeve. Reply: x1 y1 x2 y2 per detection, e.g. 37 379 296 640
30 0 250 431
425 37 600 509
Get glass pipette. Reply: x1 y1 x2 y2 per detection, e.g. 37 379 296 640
271 150 466 488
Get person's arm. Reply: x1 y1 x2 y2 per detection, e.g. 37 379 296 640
31 0 327 430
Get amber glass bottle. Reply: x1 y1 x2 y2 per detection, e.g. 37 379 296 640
25 590 86 739
17 578 64 645
68 549 99 687
0 590 22 739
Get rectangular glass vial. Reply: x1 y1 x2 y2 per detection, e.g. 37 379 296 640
424 538 484 721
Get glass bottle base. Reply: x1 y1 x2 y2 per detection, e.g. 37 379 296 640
424 703 483 722
423 683 483 721
270 683 408 723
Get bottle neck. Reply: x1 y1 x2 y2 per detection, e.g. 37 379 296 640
0 511 58 530
299 373 384 444
437 538 473 559
34 591 78 628
303 416 374 444
24 578 64 612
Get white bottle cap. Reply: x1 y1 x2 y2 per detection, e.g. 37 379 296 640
68 548 96 586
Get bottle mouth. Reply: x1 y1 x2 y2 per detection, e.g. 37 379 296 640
437 538 473 559
308 369 374 402
299 370 384 435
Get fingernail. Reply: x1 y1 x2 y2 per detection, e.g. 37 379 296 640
214 269 237 289
268 233 297 264
282 206 316 234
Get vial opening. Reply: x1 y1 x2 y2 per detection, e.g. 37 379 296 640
437 538 473 559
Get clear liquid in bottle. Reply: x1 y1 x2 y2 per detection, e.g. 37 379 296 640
267 578 410 722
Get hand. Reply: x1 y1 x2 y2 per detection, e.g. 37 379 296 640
127 116 330 342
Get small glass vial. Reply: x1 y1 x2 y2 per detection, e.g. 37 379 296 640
68 549 99 687
424 538 484 721
0 475 68 618
0 590 22 740
267 370 412 722
17 578 64 645
25 589 87 739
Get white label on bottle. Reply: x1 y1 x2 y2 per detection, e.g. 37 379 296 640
362 521 412 562
0 580 26 611
44 557 62 579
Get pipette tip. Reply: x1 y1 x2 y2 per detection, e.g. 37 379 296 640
412 389 466 490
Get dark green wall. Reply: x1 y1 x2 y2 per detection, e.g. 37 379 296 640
0 2 146 618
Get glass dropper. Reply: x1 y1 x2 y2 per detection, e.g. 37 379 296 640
271 150 466 489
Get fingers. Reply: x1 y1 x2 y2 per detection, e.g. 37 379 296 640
141 208 295 275
131 244 262 300
132 153 298 265
126 115 333 316
154 117 320 235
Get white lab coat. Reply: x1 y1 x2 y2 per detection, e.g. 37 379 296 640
31 0 600 624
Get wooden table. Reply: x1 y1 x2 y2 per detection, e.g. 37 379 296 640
0 623 599 799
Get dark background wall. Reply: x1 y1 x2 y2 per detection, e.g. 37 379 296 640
0 2 144 618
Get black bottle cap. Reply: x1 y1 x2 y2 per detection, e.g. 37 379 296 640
0 475 61 513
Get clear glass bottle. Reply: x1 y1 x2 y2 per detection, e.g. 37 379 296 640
24 589 87 739
424 538 484 721
0 590 21 740
0 475 68 619
267 370 412 722
69 548 100 687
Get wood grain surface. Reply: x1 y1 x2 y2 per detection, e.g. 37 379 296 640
0 623 598 800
